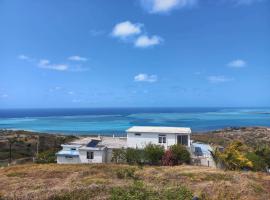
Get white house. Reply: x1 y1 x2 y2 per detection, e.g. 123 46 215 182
56 137 126 164
126 126 191 149
56 126 192 164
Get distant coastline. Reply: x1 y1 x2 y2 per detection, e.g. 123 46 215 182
0 107 270 134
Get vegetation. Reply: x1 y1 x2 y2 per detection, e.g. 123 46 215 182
0 130 77 163
192 127 270 148
112 144 189 167
35 149 57 163
111 181 193 200
211 141 270 171
0 163 269 200
144 143 164 165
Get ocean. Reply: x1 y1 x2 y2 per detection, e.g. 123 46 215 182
0 107 269 135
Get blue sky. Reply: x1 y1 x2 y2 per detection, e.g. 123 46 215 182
0 0 269 108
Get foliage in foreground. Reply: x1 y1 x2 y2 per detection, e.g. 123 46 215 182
211 141 270 171
110 181 193 200
112 144 190 166
35 149 57 163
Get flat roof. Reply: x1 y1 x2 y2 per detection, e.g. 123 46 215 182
126 126 191 134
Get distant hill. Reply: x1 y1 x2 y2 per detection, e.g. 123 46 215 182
192 127 270 148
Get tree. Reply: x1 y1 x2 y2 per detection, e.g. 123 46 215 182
126 148 144 165
212 141 253 170
170 144 191 164
144 144 164 165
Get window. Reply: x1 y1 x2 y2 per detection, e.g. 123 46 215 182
158 134 166 144
71 148 76 151
87 151 94 159
177 135 188 146
135 133 141 136
65 156 73 159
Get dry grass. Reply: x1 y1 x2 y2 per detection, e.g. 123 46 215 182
0 163 269 200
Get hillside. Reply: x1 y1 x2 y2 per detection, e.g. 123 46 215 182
192 127 270 148
0 130 77 164
0 163 270 200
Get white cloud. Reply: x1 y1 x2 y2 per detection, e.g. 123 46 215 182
38 59 68 71
68 91 74 95
140 0 197 13
135 35 162 48
68 56 88 62
112 21 142 38
227 59 246 68
134 73 158 82
207 76 232 83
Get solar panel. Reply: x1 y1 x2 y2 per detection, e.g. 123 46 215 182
87 139 100 147
194 147 203 156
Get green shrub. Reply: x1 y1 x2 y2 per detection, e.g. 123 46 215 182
255 146 270 168
115 167 138 180
164 187 193 200
144 144 164 165
211 141 253 170
126 148 144 165
110 181 193 200
35 150 56 163
110 181 150 200
170 144 191 165
246 152 267 171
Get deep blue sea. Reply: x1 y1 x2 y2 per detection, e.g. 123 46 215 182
0 108 269 135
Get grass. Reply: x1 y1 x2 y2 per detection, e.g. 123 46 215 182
0 163 269 200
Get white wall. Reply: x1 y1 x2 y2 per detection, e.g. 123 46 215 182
57 156 81 164
127 132 190 149
79 149 105 163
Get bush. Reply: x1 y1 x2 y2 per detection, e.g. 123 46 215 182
162 149 176 166
212 141 253 170
115 167 138 180
110 181 150 200
144 144 164 165
170 144 191 165
35 150 56 163
255 146 270 168
110 181 193 200
164 187 193 200
112 148 127 163
246 152 267 171
126 148 144 165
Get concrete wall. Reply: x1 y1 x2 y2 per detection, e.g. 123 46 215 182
127 132 190 149
57 156 81 164
79 149 105 163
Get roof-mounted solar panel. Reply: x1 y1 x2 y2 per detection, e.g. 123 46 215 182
87 139 100 147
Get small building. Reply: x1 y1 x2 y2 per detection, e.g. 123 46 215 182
126 126 191 149
56 137 126 164
56 126 193 164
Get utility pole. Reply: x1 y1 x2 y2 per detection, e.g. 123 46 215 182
36 136 39 157
9 142 12 164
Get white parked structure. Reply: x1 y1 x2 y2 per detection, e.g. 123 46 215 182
126 126 191 149
56 126 195 164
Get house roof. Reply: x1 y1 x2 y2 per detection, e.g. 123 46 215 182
56 150 80 157
126 126 191 134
